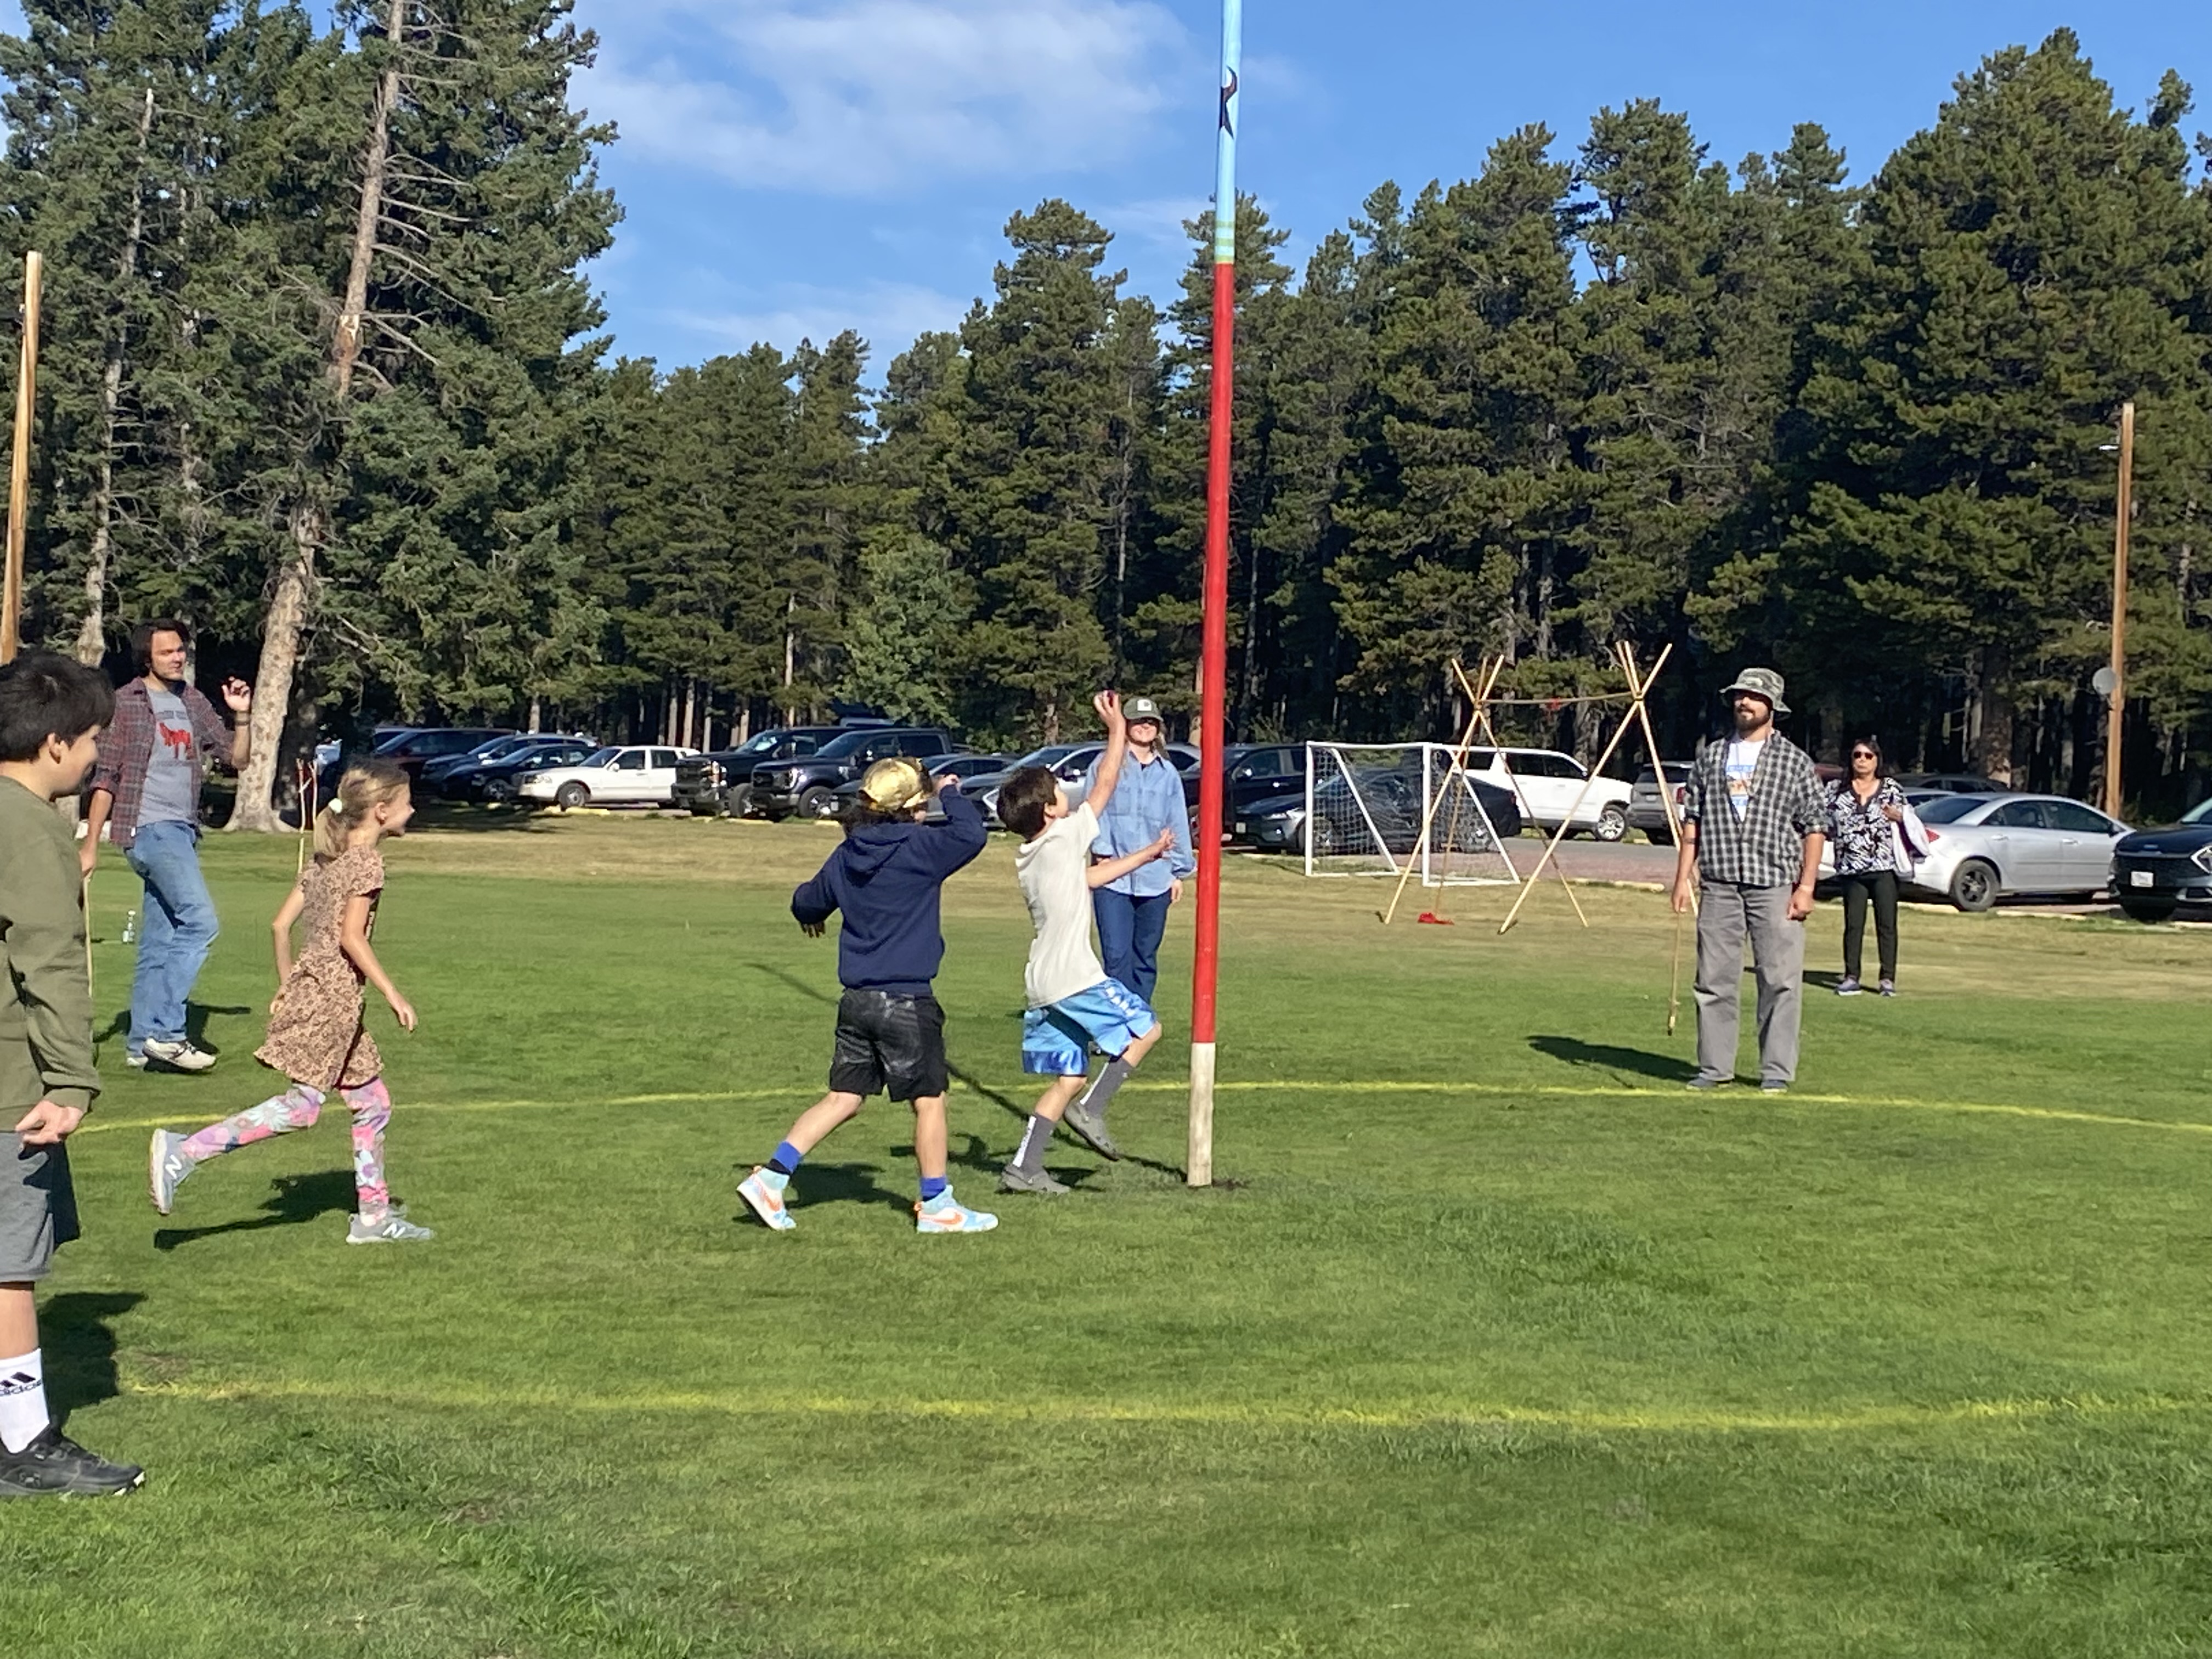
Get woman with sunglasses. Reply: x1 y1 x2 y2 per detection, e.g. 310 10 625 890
1824 738 1909 996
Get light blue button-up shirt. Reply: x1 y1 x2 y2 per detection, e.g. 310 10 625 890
1084 749 1197 897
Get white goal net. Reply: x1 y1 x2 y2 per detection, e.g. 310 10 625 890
1302 743 1523 886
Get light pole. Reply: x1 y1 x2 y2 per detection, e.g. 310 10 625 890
2100 402 2135 819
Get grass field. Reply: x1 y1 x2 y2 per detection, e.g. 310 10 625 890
10 811 2212 1658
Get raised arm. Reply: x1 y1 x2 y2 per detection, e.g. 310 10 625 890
1084 690 1130 818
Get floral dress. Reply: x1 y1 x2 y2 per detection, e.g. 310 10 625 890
255 844 385 1090
1825 778 1908 876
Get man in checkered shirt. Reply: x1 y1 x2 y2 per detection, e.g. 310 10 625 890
1669 667 1826 1094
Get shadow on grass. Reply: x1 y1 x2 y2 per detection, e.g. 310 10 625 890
1528 1035 1691 1084
154 1168 357 1252
736 1159 910 1220
41 1290 143 1419
748 964 1032 1123
409 803 571 835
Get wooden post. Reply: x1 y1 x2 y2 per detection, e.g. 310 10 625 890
1381 656 1498 926
1455 659 1586 925
2104 400 2134 820
1 251 42 665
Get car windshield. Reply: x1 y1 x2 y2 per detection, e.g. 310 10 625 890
812 729 887 759
1010 744 1080 769
1915 795 1988 824
2181 798 2212 825
573 747 619 770
730 731 786 758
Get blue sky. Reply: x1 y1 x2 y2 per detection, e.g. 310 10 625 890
574 1 2209 378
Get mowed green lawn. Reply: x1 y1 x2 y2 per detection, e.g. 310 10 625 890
10 812 2212 1658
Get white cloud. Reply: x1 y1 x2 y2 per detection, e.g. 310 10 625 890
578 0 1192 195
661 280 972 361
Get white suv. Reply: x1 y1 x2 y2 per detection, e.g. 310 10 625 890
1464 747 1633 840
517 744 698 809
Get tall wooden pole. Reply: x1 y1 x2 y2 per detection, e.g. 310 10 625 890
0 251 42 664
2103 400 2134 820
1187 0 1240 1189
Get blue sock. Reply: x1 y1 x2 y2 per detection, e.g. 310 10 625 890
769 1141 803 1177
918 1175 948 1204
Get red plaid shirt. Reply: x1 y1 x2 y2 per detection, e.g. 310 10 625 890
89 678 238 850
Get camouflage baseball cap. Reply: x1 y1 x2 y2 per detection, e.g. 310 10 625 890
1720 667 1790 715
860 757 931 812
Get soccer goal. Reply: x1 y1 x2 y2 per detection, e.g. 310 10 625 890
1302 742 1522 887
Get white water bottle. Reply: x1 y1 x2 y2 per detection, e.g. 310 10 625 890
121 909 137 944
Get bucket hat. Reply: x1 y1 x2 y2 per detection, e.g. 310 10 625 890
1720 667 1789 716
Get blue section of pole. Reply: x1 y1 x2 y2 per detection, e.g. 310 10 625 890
1212 0 1241 264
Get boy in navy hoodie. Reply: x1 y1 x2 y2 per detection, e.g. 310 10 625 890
738 757 996 1234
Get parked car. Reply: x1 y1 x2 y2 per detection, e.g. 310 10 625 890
1462 747 1634 840
373 726 515 782
1900 792 2130 911
673 726 848 817
1240 763 1523 855
441 737 599 802
827 753 1015 820
962 742 1202 827
516 744 699 809
1893 771 2007 794
1184 743 1310 835
2109 799 2212 922
752 727 964 821
1627 762 1695 845
422 732 586 789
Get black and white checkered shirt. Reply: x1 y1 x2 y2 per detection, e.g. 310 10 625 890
1679 732 1825 887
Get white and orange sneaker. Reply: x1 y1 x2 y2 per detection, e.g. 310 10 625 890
738 1167 796 1232
913 1191 997 1234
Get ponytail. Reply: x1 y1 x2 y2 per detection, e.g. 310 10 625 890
315 757 409 862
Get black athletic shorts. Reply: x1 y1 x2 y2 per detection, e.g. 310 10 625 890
829 989 949 1102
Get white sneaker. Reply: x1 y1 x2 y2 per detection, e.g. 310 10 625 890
347 1211 435 1245
140 1038 217 1073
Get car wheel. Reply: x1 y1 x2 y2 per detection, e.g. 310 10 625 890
1309 816 1340 857
1593 804 1627 842
799 785 839 820
2121 901 2177 924
1645 822 1674 847
482 777 514 802
723 784 753 819
1949 859 1999 912
555 781 589 809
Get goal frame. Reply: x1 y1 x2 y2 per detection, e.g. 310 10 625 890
1301 742 1524 888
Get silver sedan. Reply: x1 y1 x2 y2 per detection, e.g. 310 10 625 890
1905 793 2130 911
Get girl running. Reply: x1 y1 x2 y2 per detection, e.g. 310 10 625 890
147 758 432 1244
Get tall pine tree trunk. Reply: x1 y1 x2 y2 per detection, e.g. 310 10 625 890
74 88 157 668
230 0 404 830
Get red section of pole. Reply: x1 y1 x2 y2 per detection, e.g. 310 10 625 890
1192 264 1235 1047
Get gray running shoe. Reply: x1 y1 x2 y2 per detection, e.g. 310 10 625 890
0 1425 144 1497
1878 979 1897 997
140 1037 216 1073
1834 977 1863 996
148 1131 194 1216
1684 1074 1729 1091
347 1211 435 1245
1760 1079 1790 1094
997 1162 1070 1196
1060 1099 1122 1161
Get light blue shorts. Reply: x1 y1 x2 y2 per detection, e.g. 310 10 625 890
1021 978 1159 1076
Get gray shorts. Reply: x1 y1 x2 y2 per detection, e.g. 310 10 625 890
0 1133 80 1282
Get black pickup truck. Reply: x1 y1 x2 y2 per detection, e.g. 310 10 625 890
749 727 964 821
673 726 847 817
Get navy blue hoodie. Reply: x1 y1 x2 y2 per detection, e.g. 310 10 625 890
790 786 988 995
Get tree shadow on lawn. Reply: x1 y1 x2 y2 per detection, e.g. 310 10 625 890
1528 1035 1692 1084
154 1169 358 1252
407 803 582 834
40 1290 144 1419
93 1000 252 1052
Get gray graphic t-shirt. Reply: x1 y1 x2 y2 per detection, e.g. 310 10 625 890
139 686 199 828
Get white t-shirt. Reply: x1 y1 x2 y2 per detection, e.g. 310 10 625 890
1724 738 1765 821
1015 800 1107 1008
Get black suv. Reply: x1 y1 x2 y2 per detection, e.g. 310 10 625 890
674 726 847 817
751 727 963 820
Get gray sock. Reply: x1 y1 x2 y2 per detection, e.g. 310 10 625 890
1013 1113 1057 1173
1076 1056 1137 1120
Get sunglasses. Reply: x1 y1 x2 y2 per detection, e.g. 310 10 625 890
1850 750 1877 760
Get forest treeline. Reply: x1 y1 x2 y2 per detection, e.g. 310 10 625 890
3 8 2210 819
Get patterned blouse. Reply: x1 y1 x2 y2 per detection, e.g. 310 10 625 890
1825 777 1908 876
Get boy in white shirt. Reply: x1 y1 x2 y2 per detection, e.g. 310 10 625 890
995 691 1175 1194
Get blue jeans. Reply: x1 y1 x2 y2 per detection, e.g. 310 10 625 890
1092 887 1171 1005
124 819 219 1055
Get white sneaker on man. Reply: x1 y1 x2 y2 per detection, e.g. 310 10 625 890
140 1038 217 1073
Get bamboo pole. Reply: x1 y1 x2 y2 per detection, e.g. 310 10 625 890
1449 657 1581 922
1 251 42 664
1381 656 1500 926
1615 644 1695 1029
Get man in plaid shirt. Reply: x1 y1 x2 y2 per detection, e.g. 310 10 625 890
1669 667 1825 1093
81 620 252 1074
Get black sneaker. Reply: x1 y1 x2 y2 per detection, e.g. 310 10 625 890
0 1425 144 1497
1060 1099 1122 1161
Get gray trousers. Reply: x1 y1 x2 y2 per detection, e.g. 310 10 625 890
1694 879 1807 1085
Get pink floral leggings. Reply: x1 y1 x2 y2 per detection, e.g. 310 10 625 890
180 1080 393 1216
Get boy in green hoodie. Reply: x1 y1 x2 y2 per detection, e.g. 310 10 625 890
0 651 140 1497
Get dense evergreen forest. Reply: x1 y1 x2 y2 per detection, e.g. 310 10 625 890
3 5 2209 820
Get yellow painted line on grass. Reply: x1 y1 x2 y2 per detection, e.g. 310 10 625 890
122 1374 2212 1436
78 1080 2212 1143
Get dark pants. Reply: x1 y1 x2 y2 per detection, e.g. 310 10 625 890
1836 870 1899 983
1092 888 1171 1005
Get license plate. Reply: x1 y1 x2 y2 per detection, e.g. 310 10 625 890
1235 821 1248 834
2130 870 2153 888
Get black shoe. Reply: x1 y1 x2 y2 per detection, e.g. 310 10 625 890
1684 1074 1730 1091
0 1425 145 1497
1760 1079 1790 1095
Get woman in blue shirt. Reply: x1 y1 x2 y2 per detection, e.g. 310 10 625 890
1084 696 1195 1003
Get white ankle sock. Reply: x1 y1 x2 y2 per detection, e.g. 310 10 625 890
0 1349 49 1452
